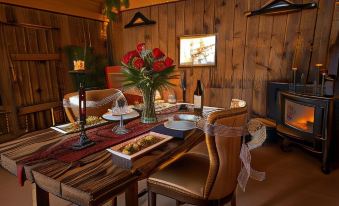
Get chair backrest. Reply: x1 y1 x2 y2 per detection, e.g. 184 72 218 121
203 106 248 199
105 66 124 89
63 88 120 123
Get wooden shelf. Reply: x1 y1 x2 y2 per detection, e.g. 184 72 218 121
10 53 60 61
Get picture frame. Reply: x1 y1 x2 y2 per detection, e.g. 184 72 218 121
178 34 217 67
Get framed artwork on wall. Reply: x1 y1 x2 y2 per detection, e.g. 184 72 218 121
179 34 216 67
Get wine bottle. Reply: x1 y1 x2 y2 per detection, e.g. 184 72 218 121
193 80 204 116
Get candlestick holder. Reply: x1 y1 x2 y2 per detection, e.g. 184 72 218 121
292 67 297 92
69 70 95 150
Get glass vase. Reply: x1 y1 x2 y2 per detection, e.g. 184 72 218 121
141 87 157 124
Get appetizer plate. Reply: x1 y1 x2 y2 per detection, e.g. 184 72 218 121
107 132 173 160
164 120 196 131
51 118 108 134
102 110 139 121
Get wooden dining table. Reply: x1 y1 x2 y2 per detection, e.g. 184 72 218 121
0 119 205 206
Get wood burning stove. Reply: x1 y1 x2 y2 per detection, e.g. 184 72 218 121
277 91 335 173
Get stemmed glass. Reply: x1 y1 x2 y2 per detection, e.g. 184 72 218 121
112 98 129 135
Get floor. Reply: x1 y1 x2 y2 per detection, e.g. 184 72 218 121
0 143 338 206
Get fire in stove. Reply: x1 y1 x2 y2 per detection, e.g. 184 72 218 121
285 100 315 133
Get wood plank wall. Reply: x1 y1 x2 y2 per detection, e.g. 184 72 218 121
0 4 107 137
111 0 337 116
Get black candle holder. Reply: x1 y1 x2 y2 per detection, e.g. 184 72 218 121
69 70 95 150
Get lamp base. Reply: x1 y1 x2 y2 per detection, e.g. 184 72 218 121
112 125 129 135
72 132 95 150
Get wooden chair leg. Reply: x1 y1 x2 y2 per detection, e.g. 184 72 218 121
32 183 49 206
176 200 183 206
125 181 138 206
148 191 156 206
231 193 236 206
111 197 117 206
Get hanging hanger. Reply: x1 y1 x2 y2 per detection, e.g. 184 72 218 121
124 12 156 28
245 0 317 17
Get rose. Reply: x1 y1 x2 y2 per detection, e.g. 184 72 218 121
152 48 164 59
164 57 174 67
122 50 139 64
153 61 166 72
133 58 144 69
136 43 145 53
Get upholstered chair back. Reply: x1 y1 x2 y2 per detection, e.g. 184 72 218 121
63 88 120 123
203 106 248 200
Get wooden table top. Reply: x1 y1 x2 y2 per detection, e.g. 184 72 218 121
0 125 204 206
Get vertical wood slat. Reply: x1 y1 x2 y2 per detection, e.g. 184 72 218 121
115 0 336 116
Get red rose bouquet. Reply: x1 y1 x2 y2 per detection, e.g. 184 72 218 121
121 43 176 123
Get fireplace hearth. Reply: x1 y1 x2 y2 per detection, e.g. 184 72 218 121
277 91 335 174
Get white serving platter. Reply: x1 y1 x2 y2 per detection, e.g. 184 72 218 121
102 110 139 121
106 132 173 160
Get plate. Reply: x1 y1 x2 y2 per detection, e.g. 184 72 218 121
102 110 139 121
164 120 196 131
106 132 173 160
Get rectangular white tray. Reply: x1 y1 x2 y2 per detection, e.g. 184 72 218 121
106 132 173 160
51 119 108 134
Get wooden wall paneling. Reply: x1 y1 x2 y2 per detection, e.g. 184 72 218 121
295 0 319 81
242 0 261 116
163 3 178 100
183 0 194 103
192 0 204 94
268 15 288 81
222 0 235 106
158 4 168 54
109 20 124 65
252 0 273 116
0 24 22 137
150 6 160 49
211 0 226 107
201 0 214 106
58 15 74 94
138 8 151 46
28 28 47 129
175 1 185 102
122 11 136 53
0 0 105 21
36 29 53 127
281 0 303 80
310 0 336 70
14 26 36 130
327 2 339 76
231 0 248 108
144 8 153 49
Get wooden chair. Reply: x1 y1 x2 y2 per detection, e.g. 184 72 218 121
147 106 248 206
105 66 124 89
63 88 120 123
188 100 247 158
105 66 143 105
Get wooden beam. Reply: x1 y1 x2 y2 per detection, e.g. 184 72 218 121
122 0 182 11
10 53 60 61
18 101 62 115
0 0 106 22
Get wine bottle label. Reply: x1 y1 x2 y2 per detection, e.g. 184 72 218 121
194 95 202 108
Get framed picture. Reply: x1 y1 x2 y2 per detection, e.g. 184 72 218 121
179 34 216 67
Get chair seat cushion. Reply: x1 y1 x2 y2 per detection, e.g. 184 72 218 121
187 141 209 159
148 154 209 198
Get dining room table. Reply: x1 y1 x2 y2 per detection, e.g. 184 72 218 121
0 105 212 206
